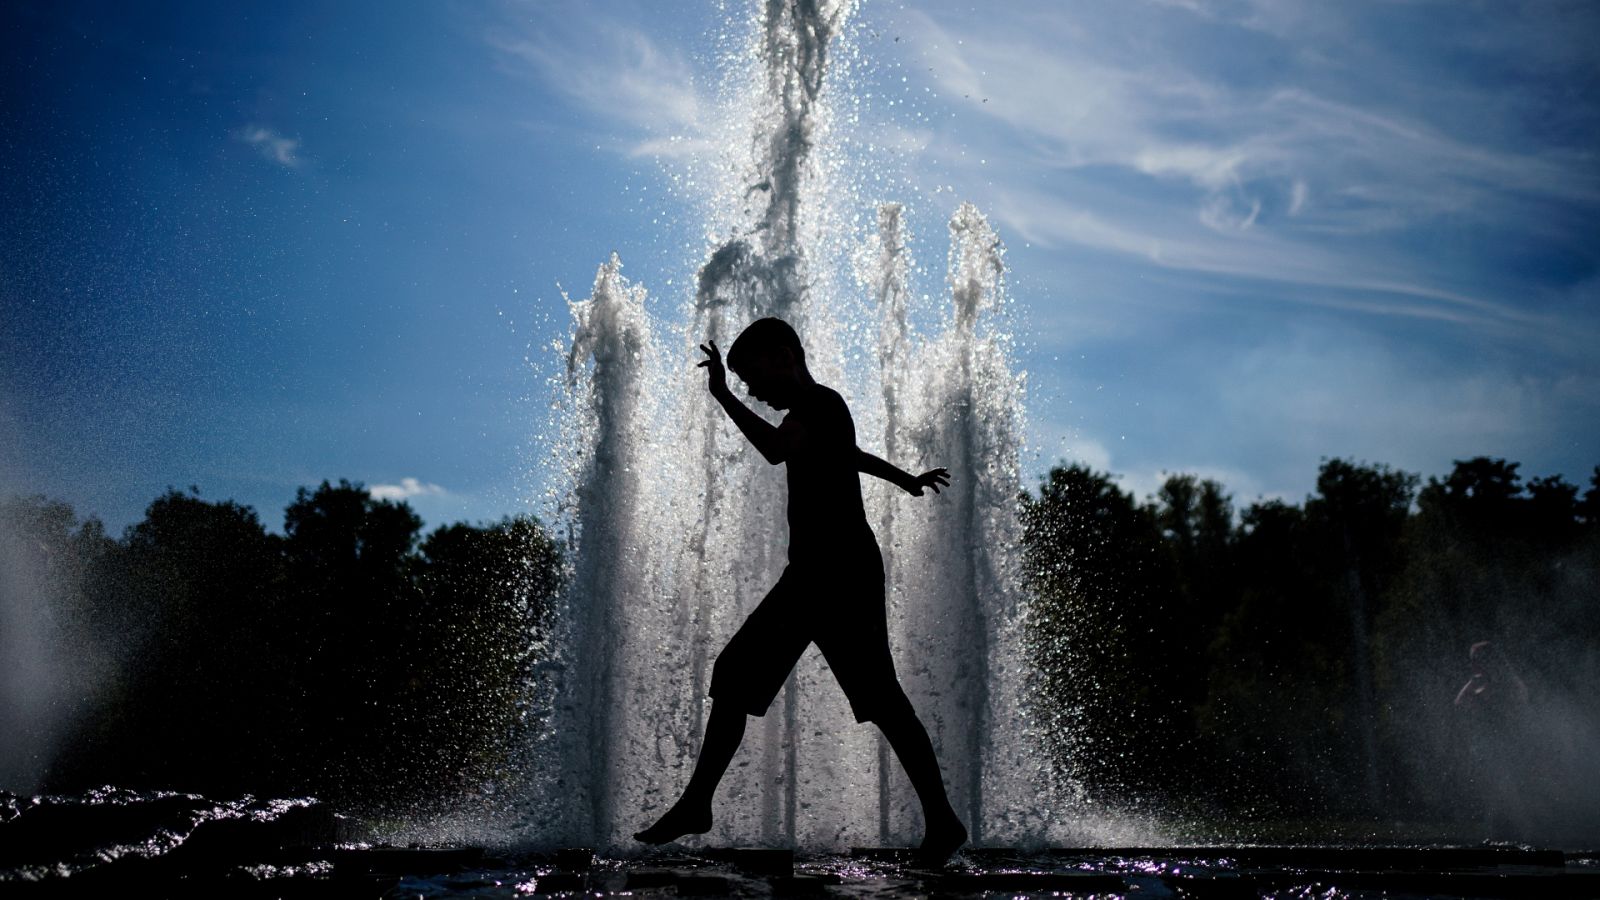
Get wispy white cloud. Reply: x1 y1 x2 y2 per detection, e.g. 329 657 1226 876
904 10 1595 218
986 182 1549 336
1287 178 1308 216
235 125 302 168
1144 0 1210 15
486 15 712 158
369 477 446 501
888 5 1597 342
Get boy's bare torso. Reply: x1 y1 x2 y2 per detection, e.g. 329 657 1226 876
781 383 873 561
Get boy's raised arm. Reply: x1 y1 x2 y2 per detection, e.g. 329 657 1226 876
856 448 950 497
699 340 793 464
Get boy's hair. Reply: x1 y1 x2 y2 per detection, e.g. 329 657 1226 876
726 317 806 373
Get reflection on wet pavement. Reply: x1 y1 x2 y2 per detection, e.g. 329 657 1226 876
4 792 1597 897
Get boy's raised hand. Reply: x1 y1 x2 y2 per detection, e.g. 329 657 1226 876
698 340 729 398
908 467 951 497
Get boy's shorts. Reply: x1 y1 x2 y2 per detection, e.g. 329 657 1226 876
708 543 901 724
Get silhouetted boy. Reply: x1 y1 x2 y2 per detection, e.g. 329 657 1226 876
635 316 968 861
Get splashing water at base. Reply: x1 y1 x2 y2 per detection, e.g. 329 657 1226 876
523 1 1127 851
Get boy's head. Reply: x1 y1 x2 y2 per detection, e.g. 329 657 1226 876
727 317 810 409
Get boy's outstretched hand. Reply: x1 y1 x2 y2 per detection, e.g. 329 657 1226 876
908 467 950 497
698 340 729 399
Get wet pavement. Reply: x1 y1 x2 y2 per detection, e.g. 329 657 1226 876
378 844 1600 899
11 841 1600 898
5 791 1598 897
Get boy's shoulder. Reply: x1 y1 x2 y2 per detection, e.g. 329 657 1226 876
811 382 846 405
790 383 850 417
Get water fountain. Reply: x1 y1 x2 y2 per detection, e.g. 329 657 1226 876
6 4 1598 893
534 0 1061 850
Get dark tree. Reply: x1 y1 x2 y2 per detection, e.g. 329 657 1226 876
390 516 565 808
1526 475 1581 544
280 480 422 803
41 490 285 795
1581 467 1600 526
1301 459 1416 810
1375 458 1600 831
1019 464 1182 802
10 482 570 812
1199 498 1330 813
1152 474 1235 740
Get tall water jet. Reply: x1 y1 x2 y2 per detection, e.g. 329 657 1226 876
536 1 1054 850
869 203 1036 846
684 0 867 848
859 201 915 844
543 257 656 844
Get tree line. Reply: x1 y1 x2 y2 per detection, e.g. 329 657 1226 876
1022 456 1600 836
1 481 562 815
4 457 1597 835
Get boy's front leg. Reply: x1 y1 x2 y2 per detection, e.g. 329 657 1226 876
633 797 713 845
634 702 748 844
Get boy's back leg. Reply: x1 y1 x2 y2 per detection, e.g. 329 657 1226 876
872 689 968 861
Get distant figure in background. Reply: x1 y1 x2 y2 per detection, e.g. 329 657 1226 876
1454 641 1530 838
633 316 969 863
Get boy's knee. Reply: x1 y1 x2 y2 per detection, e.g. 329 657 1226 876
708 698 753 720
858 684 915 726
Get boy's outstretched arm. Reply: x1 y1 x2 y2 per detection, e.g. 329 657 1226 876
699 340 795 465
857 449 950 497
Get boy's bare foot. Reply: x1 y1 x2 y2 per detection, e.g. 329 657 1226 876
633 801 713 845
916 813 968 866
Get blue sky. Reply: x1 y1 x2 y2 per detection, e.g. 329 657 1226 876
2 0 1596 533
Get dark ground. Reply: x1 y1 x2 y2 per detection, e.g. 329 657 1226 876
3 790 1598 898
